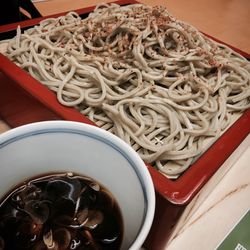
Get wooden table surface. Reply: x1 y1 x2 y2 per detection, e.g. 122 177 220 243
166 134 250 250
34 0 250 54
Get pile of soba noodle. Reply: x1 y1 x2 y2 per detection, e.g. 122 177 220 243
5 4 250 178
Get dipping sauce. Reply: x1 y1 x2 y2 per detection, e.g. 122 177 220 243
0 172 123 250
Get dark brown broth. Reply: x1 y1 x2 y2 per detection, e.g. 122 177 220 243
0 172 123 250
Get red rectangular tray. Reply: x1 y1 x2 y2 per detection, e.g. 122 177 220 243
0 1 250 248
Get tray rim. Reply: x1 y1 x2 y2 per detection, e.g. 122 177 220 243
0 0 250 205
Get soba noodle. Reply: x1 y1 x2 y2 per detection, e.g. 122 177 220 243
5 4 250 178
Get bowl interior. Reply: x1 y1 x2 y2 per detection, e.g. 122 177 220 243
0 121 155 250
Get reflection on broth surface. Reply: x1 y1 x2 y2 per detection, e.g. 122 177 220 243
0 172 123 250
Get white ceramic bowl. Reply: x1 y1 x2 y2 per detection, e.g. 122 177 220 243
0 121 155 250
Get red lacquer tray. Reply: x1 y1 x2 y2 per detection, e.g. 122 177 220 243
0 1 250 249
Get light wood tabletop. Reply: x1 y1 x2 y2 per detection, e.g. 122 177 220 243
166 134 250 250
34 0 250 54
